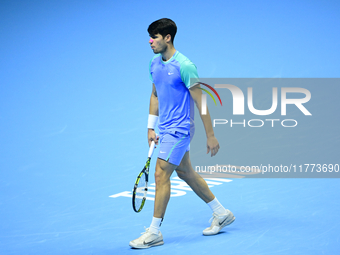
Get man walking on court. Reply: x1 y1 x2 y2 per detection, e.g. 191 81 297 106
129 18 235 249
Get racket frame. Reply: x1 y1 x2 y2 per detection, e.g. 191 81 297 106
132 140 155 213
132 158 150 212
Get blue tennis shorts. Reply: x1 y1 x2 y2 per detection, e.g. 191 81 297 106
158 130 190 166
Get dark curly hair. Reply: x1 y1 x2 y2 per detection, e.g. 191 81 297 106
148 18 177 44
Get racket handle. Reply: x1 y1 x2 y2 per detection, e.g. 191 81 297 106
148 140 156 158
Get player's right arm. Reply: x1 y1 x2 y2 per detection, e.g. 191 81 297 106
148 83 159 146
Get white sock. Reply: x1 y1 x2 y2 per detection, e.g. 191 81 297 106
207 197 226 215
149 217 163 234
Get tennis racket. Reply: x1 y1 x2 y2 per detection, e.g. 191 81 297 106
132 140 156 213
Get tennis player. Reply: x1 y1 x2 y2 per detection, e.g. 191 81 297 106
129 18 235 249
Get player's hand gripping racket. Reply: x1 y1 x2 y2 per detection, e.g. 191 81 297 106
132 140 156 213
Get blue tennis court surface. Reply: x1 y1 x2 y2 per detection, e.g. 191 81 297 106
1 160 340 255
1 1 340 254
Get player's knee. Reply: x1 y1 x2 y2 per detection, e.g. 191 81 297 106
176 170 188 181
154 172 171 187
154 167 169 185
154 170 163 183
154 158 176 185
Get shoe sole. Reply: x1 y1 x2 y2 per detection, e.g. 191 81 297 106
129 240 164 249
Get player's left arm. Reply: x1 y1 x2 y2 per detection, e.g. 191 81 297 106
189 85 220 157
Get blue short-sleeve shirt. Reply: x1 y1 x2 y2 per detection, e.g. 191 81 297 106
149 51 198 135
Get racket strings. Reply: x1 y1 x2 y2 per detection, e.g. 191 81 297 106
132 159 151 212
135 174 147 209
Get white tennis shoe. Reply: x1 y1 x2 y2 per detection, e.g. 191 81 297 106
203 209 235 236
129 228 164 249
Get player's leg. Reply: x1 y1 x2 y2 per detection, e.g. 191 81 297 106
153 158 177 218
150 133 187 232
129 158 176 249
175 152 235 235
175 151 214 203
130 132 185 249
